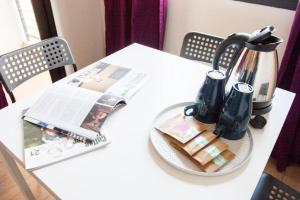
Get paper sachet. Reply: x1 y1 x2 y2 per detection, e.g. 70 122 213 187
156 114 207 144
181 131 217 155
202 150 235 172
170 140 235 172
193 139 228 165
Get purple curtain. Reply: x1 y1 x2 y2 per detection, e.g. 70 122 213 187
104 0 168 55
0 83 8 109
272 2 300 171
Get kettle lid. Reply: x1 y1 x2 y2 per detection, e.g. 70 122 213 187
245 26 283 52
248 26 275 44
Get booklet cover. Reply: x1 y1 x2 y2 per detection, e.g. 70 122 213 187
23 120 110 171
23 62 147 141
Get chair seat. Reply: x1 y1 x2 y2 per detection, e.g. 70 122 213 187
251 172 300 200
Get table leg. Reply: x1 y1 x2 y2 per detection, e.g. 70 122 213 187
0 143 35 200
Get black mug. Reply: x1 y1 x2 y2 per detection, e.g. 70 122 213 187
215 82 253 140
184 70 226 124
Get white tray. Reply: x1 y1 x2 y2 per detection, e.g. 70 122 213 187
150 102 253 176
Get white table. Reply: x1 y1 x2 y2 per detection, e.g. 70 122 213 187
0 44 295 200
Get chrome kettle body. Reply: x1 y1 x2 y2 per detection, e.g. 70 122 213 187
213 26 283 115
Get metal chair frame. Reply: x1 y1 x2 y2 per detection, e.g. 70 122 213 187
0 37 77 103
180 32 239 68
251 172 300 200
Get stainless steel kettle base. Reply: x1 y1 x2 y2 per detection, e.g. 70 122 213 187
253 100 272 109
252 104 272 115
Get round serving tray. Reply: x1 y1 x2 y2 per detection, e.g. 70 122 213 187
150 102 253 177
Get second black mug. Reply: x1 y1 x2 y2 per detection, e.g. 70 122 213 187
215 82 254 140
184 70 226 124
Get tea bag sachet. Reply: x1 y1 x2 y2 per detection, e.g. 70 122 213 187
202 150 235 173
182 131 216 155
156 114 207 144
171 142 235 173
174 131 217 156
193 139 228 165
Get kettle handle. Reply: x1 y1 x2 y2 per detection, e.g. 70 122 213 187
212 33 251 81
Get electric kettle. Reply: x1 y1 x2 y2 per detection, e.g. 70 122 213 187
212 26 283 115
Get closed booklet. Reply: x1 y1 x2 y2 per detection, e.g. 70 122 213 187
23 120 110 170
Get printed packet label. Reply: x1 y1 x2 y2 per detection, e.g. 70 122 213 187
212 154 227 166
194 135 209 148
204 145 221 157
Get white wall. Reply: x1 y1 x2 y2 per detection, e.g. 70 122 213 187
164 0 295 62
0 0 26 55
51 0 106 71
50 0 295 68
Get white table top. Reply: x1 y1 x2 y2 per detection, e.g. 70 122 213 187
0 43 295 200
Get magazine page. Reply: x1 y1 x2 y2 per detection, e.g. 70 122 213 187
24 84 124 140
23 120 110 170
67 62 148 101
106 69 148 101
24 62 146 140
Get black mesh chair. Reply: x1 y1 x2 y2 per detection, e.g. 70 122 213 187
0 37 77 103
251 173 300 200
180 32 239 68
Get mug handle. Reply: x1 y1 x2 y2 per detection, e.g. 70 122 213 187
214 117 237 138
214 126 224 138
184 104 198 116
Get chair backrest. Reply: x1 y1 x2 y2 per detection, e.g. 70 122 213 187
0 37 75 92
251 173 300 200
180 32 238 68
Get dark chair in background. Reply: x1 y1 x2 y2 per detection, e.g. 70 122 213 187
251 172 300 200
180 32 238 68
0 37 77 102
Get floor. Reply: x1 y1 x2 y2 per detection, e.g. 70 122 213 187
264 159 300 192
0 158 55 200
0 72 299 199
0 72 54 200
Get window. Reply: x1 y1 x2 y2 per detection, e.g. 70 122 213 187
235 0 298 10
15 0 40 43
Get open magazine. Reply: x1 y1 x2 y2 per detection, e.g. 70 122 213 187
23 120 110 170
23 62 147 141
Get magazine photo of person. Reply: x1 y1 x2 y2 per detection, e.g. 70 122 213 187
80 104 109 132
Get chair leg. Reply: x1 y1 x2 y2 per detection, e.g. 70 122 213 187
0 80 15 103
0 143 35 200
72 64 78 72
8 91 16 103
